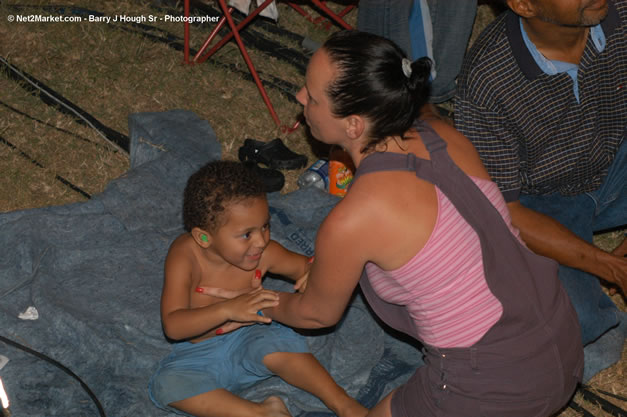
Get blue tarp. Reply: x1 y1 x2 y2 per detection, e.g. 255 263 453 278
0 110 422 416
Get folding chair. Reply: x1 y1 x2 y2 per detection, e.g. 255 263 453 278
286 2 355 31
183 0 356 132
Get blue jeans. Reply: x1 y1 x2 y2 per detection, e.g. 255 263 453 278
357 0 413 57
426 0 477 103
357 0 477 103
520 141 626 345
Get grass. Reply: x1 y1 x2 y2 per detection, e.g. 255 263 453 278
0 1 624 415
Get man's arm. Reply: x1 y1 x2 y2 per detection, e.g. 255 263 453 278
508 201 627 295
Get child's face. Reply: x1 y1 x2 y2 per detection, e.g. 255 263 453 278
209 196 271 271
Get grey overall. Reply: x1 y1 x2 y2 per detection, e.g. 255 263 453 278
355 121 584 417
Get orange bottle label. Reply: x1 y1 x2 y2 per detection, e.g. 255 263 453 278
328 149 354 197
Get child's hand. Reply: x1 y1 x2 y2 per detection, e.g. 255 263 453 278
195 270 276 334
225 287 279 324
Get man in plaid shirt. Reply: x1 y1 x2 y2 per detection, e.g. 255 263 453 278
455 0 626 380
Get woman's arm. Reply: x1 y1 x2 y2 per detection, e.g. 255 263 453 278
265 201 370 328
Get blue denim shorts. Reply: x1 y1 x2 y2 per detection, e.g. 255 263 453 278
148 322 308 411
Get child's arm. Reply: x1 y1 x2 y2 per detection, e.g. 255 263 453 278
160 243 279 341
264 240 313 291
195 242 312 304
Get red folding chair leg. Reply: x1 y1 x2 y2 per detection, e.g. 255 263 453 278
320 4 355 30
194 0 276 64
310 0 353 29
184 0 190 64
183 0 344 131
287 1 353 30
193 9 232 63
217 0 282 126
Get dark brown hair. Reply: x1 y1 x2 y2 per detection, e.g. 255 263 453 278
183 160 265 232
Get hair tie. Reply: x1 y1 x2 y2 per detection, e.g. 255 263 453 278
401 58 412 78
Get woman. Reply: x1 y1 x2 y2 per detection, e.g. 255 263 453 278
267 31 584 416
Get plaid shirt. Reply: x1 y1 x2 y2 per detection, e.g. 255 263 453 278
455 0 626 201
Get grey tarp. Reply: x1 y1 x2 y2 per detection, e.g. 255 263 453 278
0 110 422 416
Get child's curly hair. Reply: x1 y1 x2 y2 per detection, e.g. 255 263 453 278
183 160 265 232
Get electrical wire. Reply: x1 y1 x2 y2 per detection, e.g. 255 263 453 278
0 99 120 152
0 334 106 417
0 134 91 199
0 56 129 154
579 386 627 417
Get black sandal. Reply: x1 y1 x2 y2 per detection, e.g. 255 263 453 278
242 161 285 193
238 138 308 170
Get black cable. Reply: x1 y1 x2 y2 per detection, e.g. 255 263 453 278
592 388 627 403
0 134 91 199
569 399 597 417
0 57 130 153
579 386 627 417
0 333 106 417
0 99 119 153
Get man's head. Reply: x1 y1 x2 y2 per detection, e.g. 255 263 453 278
505 0 609 27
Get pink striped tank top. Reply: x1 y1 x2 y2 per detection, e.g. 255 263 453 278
365 177 520 348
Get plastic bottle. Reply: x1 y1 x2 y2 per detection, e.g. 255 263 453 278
297 159 329 190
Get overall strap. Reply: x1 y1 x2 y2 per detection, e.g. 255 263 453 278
352 121 447 182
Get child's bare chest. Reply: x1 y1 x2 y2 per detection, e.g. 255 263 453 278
190 263 261 308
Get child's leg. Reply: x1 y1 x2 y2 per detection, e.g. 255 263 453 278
263 352 368 417
169 389 291 417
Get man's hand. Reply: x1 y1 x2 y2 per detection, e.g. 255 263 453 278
601 238 627 296
508 201 626 297
611 237 627 258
